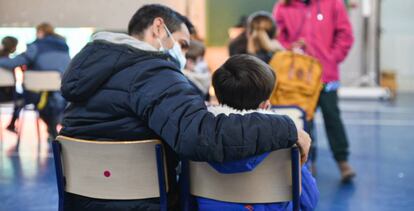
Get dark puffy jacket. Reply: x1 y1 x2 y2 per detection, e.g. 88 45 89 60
59 32 298 211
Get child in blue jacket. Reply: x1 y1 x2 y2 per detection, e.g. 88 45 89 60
197 54 319 211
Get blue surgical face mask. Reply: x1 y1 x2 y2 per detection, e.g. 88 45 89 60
158 25 187 70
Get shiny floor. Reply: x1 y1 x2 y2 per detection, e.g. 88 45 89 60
1 94 414 211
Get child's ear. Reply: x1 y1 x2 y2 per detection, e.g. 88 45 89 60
259 100 271 109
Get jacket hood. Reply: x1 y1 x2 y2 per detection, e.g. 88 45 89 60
92 32 159 52
61 32 171 102
34 35 70 52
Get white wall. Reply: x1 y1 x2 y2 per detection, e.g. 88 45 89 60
340 1 364 86
381 0 414 92
0 0 186 30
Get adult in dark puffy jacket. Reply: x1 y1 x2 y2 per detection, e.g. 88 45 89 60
0 23 69 140
60 4 311 211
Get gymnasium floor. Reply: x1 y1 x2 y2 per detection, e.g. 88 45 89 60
1 93 414 211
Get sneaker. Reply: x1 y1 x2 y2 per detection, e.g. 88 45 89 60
6 124 17 134
338 161 356 183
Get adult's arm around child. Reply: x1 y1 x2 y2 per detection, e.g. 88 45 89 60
129 60 299 163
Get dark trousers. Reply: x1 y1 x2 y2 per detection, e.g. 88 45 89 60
25 91 64 139
309 90 349 162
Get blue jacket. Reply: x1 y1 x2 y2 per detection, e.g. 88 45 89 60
0 35 70 73
0 35 69 115
201 105 319 211
59 32 298 211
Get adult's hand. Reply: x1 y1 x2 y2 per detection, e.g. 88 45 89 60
296 129 312 165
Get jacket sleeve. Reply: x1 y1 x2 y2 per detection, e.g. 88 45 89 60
331 0 354 63
129 63 298 163
273 3 292 49
0 44 37 70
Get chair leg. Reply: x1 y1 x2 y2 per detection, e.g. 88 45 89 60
0 108 3 143
52 140 65 211
155 144 168 211
35 111 41 145
16 108 25 150
179 160 191 211
0 110 3 151
291 147 301 211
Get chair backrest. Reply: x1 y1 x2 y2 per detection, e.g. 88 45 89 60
190 148 299 203
0 68 15 87
271 106 306 130
23 70 61 91
55 136 168 200
189 106 304 204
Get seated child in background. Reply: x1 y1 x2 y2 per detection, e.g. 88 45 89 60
184 40 211 101
0 36 18 103
229 11 285 62
197 54 319 211
247 11 284 63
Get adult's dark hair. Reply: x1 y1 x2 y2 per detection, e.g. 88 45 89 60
128 4 184 37
213 54 276 110
247 11 276 38
178 14 196 35
0 36 18 57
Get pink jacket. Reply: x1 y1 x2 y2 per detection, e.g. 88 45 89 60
272 0 354 83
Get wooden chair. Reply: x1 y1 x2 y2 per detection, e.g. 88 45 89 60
23 70 61 92
0 68 16 142
52 136 169 211
181 106 306 211
17 70 61 146
0 68 15 87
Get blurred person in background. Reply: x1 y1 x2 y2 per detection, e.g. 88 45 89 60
0 23 70 141
0 36 18 103
246 11 285 63
228 12 284 63
0 36 18 58
0 36 24 133
184 40 211 101
180 15 211 101
228 16 248 56
273 0 355 182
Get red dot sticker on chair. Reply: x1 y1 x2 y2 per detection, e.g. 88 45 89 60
104 170 111 177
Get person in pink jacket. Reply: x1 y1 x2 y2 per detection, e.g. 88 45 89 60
273 0 355 182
